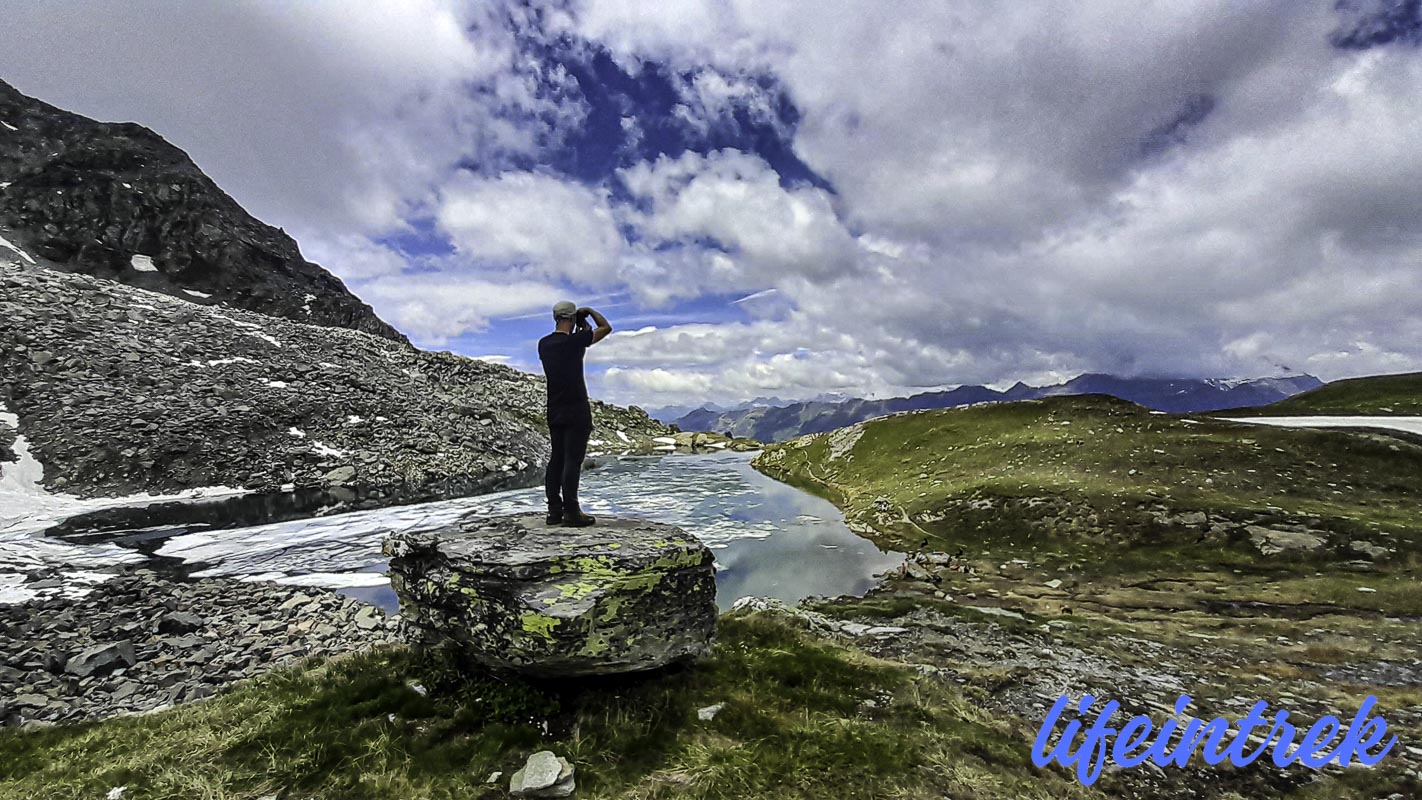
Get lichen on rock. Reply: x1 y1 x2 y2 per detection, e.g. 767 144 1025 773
385 514 716 677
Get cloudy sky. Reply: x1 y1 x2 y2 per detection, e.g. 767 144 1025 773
2 1 1420 408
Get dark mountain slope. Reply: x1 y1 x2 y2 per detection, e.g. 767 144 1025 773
0 79 405 342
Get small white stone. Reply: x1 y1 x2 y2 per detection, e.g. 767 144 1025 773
697 703 724 721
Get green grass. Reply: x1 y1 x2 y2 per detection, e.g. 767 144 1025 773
1249 371 1422 415
747 393 1422 797
0 614 1096 800
757 395 1422 540
752 395 1422 613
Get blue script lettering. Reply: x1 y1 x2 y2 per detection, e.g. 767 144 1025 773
1032 694 1396 785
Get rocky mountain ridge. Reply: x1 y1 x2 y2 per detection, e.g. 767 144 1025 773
0 253 669 506
0 78 404 342
676 372 1324 442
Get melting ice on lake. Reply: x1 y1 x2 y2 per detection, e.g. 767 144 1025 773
7 452 904 611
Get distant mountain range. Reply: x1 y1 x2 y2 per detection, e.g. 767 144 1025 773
671 373 1325 442
649 394 848 423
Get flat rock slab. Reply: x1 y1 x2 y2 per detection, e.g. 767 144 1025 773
1247 525 1326 557
385 514 716 677
510 750 575 797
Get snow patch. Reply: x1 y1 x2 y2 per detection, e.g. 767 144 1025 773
237 571 390 589
302 293 316 314
130 254 158 272
201 356 259 367
3 401 252 549
247 331 282 348
262 379 288 389
615 430 631 443
345 415 366 425
1 120 16 131
310 441 348 458
182 289 212 299
0 233 36 265
1 403 53 525
1224 416 1422 437
288 427 307 439
0 574 35 604
215 314 282 347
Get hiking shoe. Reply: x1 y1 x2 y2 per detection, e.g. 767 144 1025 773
561 511 596 527
545 511 563 526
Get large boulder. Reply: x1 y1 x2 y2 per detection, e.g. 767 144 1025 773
384 514 716 677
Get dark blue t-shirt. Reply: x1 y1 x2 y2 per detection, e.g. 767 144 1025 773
538 328 595 427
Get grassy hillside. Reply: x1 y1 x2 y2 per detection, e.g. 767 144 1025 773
755 394 1422 549
749 394 1422 797
0 615 1092 800
1244 372 1422 415
754 395 1422 615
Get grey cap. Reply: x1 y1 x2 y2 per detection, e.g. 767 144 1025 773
552 300 578 319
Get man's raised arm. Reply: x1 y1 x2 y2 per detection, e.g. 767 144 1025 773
579 307 613 344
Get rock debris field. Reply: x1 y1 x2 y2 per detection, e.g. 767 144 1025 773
0 570 401 728
0 257 670 504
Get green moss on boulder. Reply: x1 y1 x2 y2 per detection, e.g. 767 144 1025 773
385 514 716 677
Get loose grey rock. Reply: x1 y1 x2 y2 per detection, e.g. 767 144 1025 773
509 751 575 798
157 611 205 634
65 641 136 678
278 593 314 611
697 703 724 721
323 465 357 485
385 514 716 677
1 572 402 728
12 693 49 708
1349 540 1392 560
354 606 384 630
1247 525 1326 557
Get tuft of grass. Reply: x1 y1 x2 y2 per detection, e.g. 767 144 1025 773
0 614 1099 800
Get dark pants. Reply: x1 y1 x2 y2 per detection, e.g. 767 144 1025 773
545 423 592 516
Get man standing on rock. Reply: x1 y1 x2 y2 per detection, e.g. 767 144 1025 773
538 301 612 527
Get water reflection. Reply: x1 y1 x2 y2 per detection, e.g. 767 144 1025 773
31 453 903 610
